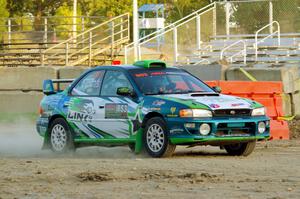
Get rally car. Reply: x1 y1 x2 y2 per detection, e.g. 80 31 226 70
36 60 270 157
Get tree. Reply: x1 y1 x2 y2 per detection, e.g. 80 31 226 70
0 0 9 42
54 2 82 38
166 0 212 23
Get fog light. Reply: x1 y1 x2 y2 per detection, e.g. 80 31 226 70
258 122 266 134
199 123 211 135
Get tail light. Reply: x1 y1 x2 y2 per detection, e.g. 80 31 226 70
39 106 44 115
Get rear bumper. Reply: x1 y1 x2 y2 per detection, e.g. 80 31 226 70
36 117 49 137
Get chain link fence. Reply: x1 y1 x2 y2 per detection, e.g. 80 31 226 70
0 16 105 44
125 0 300 65
216 0 300 36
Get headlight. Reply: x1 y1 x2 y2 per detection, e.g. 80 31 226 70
179 109 212 118
251 107 266 116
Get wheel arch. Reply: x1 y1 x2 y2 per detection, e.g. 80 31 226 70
141 112 165 128
43 114 68 149
48 114 66 127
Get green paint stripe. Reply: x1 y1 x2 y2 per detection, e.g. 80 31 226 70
69 122 89 138
88 124 116 139
74 138 135 144
170 136 269 144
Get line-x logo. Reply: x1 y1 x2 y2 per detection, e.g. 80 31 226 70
67 99 96 123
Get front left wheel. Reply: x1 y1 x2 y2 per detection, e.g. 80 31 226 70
143 117 176 158
49 118 75 153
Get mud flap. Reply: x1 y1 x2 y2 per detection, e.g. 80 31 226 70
42 136 51 149
134 128 143 153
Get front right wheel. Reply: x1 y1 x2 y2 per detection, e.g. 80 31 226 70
224 141 256 156
143 117 176 158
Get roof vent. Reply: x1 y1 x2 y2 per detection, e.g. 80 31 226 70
133 60 166 69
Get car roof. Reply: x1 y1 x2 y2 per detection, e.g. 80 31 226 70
91 64 179 71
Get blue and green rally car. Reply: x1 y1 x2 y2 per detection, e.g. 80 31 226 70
36 60 270 157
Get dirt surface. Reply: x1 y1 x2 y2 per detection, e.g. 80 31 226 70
288 119 300 139
0 121 300 199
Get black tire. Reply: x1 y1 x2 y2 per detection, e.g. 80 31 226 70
224 141 256 156
143 117 176 158
49 118 75 153
129 143 135 152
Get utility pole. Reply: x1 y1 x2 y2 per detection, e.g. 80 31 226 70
133 0 139 61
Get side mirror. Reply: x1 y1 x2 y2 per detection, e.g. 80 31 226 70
212 86 222 93
117 87 135 97
43 79 56 95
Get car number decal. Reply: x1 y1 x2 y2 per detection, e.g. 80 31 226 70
105 103 128 119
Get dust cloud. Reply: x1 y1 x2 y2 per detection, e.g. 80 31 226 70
0 118 137 158
0 119 44 157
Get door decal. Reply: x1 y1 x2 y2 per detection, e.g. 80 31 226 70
67 98 96 123
105 103 128 119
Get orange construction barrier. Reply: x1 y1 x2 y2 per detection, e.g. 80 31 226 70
205 81 289 140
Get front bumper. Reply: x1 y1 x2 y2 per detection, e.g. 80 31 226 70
166 116 270 145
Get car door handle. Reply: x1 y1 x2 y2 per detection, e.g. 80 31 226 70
99 106 105 109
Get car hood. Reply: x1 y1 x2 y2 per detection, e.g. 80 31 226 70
155 93 260 110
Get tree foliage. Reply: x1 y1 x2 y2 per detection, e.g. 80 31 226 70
0 0 9 33
54 2 82 38
4 0 300 35
167 0 212 22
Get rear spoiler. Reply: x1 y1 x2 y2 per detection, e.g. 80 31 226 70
43 79 74 95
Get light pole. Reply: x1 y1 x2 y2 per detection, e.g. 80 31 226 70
133 0 139 61
73 0 77 41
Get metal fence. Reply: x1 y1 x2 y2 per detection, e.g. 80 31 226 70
41 13 130 67
125 0 300 65
0 15 105 44
125 3 215 65
216 0 300 36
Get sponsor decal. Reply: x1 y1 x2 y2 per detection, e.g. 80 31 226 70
150 107 161 111
105 103 128 119
67 99 96 123
170 128 184 133
167 107 177 117
170 107 176 114
152 100 166 106
166 114 178 117
231 103 245 107
151 71 166 76
38 118 49 125
135 73 148 77
39 126 47 133
129 105 143 134
209 104 220 108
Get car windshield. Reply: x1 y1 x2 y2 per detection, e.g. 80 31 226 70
129 68 215 95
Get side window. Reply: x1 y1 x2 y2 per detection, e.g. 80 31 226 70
71 70 104 96
101 71 132 96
